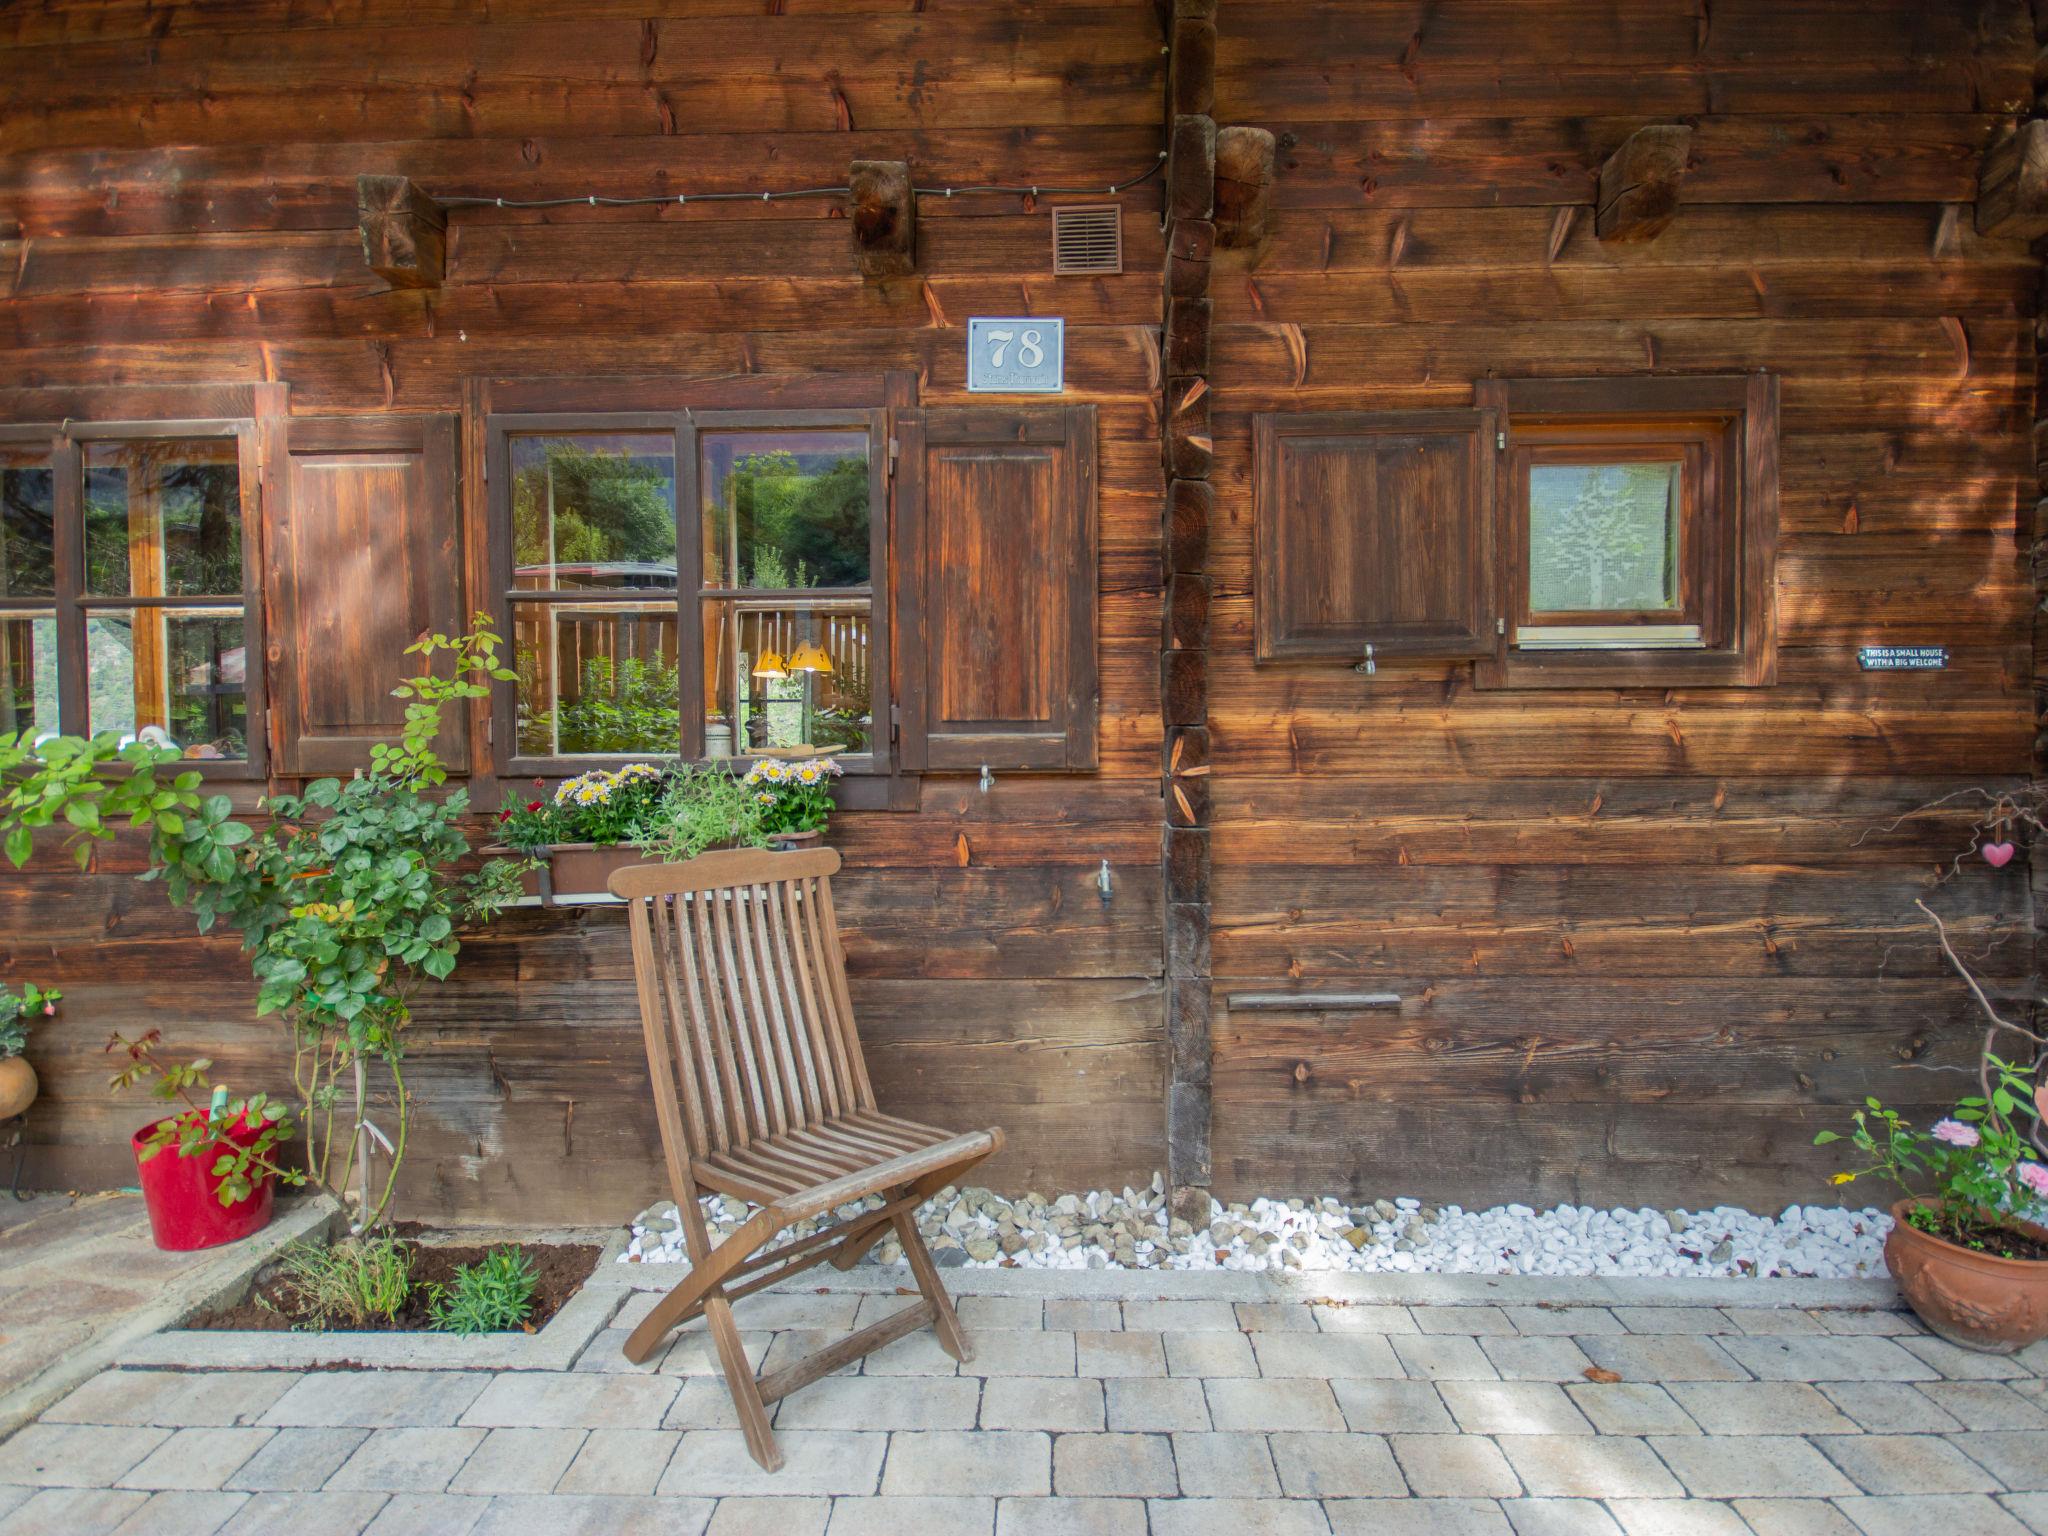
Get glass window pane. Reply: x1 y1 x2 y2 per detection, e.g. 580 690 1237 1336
705 599 871 757
1 449 55 599
511 434 676 591
84 439 244 597
515 601 679 757
1527 461 1681 614
86 610 247 760
0 613 58 737
701 431 870 590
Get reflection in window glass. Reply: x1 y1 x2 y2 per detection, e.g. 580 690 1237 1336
1528 461 1681 614
85 612 248 760
704 600 871 757
701 432 870 590
0 613 57 737
84 439 243 597
511 435 677 591
515 602 679 757
1 450 54 599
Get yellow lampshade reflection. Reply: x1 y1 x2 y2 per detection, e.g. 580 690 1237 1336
788 641 834 675
752 650 787 679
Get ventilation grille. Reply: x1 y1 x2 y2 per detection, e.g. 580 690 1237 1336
1052 205 1123 274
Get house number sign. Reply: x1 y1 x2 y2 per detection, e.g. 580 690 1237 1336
1858 646 1948 671
967 316 1064 393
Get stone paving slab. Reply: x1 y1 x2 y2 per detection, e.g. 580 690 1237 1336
6 1269 2047 1536
0 1193 339 1439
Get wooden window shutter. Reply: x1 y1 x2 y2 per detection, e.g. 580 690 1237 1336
894 404 1098 772
263 415 465 775
1253 409 1498 662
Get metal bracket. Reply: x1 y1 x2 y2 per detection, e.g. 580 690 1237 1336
1354 644 1376 675
1097 859 1114 902
979 764 994 793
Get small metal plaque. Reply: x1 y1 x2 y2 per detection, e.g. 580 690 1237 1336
967 316 1064 393
1858 646 1948 671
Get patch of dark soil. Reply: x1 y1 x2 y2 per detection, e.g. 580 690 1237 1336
188 1228 600 1333
1909 1208 2048 1264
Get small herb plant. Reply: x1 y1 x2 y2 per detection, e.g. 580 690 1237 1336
744 754 842 840
636 767 769 863
107 1028 305 1207
0 982 59 1060
426 1245 539 1335
273 1234 414 1329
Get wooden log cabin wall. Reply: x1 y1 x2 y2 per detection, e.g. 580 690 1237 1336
0 0 2043 1222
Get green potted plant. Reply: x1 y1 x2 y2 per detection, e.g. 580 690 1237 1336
495 761 780 900
1818 897 2048 1352
107 1028 303 1251
0 982 59 1121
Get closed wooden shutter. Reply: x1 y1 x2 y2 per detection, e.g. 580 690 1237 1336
1253 409 1498 662
894 405 1098 771
263 415 464 775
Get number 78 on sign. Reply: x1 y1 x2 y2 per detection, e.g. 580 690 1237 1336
967 316 1065 393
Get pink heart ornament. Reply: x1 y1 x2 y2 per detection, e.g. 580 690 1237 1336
1982 841 2015 868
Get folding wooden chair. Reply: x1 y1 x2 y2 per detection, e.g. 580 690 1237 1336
610 847 1004 1471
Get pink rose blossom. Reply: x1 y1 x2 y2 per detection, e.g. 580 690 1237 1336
41 1002 55 1016
1931 1119 1981 1148
2018 1162 2048 1199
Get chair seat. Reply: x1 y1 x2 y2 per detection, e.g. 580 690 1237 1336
694 1110 988 1208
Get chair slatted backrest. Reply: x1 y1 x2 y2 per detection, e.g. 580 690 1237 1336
613 848 874 1163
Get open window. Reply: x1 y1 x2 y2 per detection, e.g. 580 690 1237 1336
1475 374 1778 689
0 412 268 776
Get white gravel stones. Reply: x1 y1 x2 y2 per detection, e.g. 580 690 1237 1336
621 1181 1892 1282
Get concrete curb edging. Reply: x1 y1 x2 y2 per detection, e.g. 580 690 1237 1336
615 1255 1909 1311
118 1226 634 1373
0 1194 342 1437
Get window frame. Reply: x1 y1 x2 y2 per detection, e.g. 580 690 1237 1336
0 414 270 779
1473 374 1778 690
485 403 893 779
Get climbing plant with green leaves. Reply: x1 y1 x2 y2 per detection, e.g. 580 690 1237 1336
0 615 524 1230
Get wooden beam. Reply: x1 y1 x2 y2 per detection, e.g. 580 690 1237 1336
1165 297 1211 380
1595 124 1693 244
1169 17 1216 117
1165 218 1215 301
356 174 445 290
848 159 916 279
1215 126 1278 250
1977 119 2048 238
1168 115 1217 224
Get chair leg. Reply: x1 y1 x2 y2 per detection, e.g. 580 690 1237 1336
705 1291 781 1472
892 1209 971 1363
623 1206 783 1364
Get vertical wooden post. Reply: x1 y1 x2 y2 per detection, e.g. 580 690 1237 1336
1161 0 1218 1224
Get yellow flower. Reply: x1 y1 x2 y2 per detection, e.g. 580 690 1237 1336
755 791 776 804
797 765 820 784
1830 1172 1856 1185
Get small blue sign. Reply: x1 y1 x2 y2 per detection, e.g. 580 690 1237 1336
967 316 1064 394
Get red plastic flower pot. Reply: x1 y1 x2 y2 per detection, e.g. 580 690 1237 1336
131 1114 276 1252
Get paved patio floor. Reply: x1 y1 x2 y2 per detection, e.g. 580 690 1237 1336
0 1272 2044 1536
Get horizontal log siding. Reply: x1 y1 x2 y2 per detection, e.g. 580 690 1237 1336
0 6 1167 1220
1202 0 2041 1208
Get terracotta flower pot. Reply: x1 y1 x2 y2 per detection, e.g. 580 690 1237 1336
0 1055 36 1119
1884 1197 2048 1353
766 828 822 851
